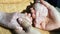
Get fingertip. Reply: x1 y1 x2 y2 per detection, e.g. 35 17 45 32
30 8 35 13
32 13 36 19
41 22 46 30
25 13 27 16
28 13 31 17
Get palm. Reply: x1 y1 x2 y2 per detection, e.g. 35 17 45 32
31 0 60 31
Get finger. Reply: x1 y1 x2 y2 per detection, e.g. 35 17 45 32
30 17 32 24
27 13 32 20
25 13 31 17
30 17 32 21
45 22 57 31
15 26 26 34
28 13 32 21
30 8 36 19
15 26 23 32
32 13 36 19
34 20 42 29
18 18 23 23
41 0 60 22
35 23 43 30
25 13 30 18
25 13 28 16
30 8 35 14
40 0 56 10
44 18 60 31
27 13 32 24
28 13 31 17
41 22 46 30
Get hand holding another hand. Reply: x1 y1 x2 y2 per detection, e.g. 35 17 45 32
31 0 60 31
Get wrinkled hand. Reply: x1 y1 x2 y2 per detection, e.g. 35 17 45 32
17 13 40 34
18 13 32 28
0 12 33 34
31 0 60 31
0 12 23 31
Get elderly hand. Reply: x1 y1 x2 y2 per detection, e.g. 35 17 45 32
31 0 60 31
0 12 36 34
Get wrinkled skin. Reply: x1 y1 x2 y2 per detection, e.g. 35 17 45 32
0 12 41 34
0 12 23 32
31 0 60 31
33 1 48 29
17 14 41 34
0 1 60 34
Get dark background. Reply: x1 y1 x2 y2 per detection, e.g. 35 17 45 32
45 0 60 8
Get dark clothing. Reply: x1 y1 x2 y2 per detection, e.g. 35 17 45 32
45 0 60 8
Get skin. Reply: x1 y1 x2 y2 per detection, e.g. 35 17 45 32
0 12 41 34
33 0 48 29
0 0 60 34
0 12 23 34
17 14 41 34
31 0 60 31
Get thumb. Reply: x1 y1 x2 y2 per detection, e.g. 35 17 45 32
40 0 60 23
40 0 56 10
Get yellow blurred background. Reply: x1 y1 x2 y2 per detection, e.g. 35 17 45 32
0 0 50 34
0 0 34 13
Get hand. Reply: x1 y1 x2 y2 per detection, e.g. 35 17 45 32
17 13 41 34
14 12 33 34
17 13 32 28
0 12 23 31
0 12 32 34
31 0 60 31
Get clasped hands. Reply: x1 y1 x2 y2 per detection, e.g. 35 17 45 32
0 0 60 34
